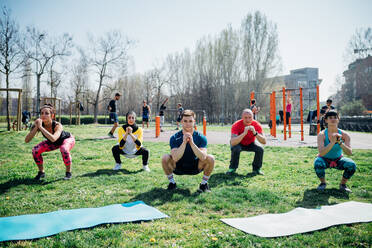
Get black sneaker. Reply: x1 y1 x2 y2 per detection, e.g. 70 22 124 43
197 183 211 193
64 172 72 180
339 184 352 193
167 182 177 190
317 183 327 191
34 171 45 180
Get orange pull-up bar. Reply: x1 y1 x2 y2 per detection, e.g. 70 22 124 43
250 91 255 103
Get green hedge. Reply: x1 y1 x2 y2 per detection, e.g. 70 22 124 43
0 115 142 125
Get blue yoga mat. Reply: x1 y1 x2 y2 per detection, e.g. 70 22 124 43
0 201 168 242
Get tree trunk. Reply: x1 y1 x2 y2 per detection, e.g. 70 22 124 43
94 80 102 123
36 74 41 116
6 72 10 131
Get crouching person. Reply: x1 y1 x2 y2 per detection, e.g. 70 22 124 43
161 110 214 193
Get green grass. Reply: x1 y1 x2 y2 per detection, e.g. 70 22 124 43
0 125 371 247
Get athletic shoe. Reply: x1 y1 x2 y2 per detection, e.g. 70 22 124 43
108 132 115 138
339 184 352 193
253 170 264 176
167 182 177 190
197 183 211 193
113 163 122 170
226 168 236 175
142 165 151 172
34 171 45 180
64 172 72 180
317 183 327 190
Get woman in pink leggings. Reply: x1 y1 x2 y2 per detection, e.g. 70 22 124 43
25 104 75 180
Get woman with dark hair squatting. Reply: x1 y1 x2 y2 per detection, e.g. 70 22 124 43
25 104 75 180
314 110 356 193
112 111 150 172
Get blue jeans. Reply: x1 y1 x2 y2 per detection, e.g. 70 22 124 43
109 113 119 123
314 156 356 179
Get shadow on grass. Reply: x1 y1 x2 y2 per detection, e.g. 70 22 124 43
79 169 142 178
130 187 199 206
208 172 254 188
296 188 349 208
0 178 63 194
75 136 116 142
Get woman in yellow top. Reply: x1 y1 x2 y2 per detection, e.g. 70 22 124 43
111 111 150 172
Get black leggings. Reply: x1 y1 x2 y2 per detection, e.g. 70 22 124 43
112 145 149 165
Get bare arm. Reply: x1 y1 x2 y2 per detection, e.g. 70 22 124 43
25 125 39 143
190 143 207 161
230 127 249 146
317 132 335 157
340 131 352 156
255 132 266 145
38 123 63 143
170 142 187 162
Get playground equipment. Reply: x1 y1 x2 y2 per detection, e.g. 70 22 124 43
251 85 320 141
0 88 22 131
155 112 207 137
69 101 84 125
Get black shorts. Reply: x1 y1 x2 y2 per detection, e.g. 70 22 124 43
173 159 202 175
143 117 149 122
177 117 182 122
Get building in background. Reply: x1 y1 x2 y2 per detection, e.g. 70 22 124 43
343 55 372 110
266 67 322 121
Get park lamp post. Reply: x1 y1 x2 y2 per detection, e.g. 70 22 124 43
35 33 45 116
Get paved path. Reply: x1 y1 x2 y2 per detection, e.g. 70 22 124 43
141 128 372 149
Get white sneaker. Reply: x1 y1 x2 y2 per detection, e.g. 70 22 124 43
113 163 122 170
142 165 150 172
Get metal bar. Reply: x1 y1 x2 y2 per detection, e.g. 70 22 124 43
317 85 320 134
283 87 287 140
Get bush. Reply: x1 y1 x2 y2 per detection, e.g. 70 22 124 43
340 100 367 116
0 115 142 125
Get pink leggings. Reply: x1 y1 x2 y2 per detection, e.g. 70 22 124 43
32 136 75 166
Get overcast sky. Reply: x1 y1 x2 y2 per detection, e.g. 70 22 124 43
3 0 372 100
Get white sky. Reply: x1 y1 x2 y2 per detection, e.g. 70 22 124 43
3 0 372 100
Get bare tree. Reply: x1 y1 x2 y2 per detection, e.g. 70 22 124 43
87 30 132 123
344 27 372 64
70 49 89 109
146 67 171 112
21 59 33 112
46 57 64 98
23 26 73 115
339 27 372 109
240 11 281 103
0 7 25 130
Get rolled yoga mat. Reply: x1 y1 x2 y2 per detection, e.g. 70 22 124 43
0 201 168 242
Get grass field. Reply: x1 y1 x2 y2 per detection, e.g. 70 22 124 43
0 125 371 247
